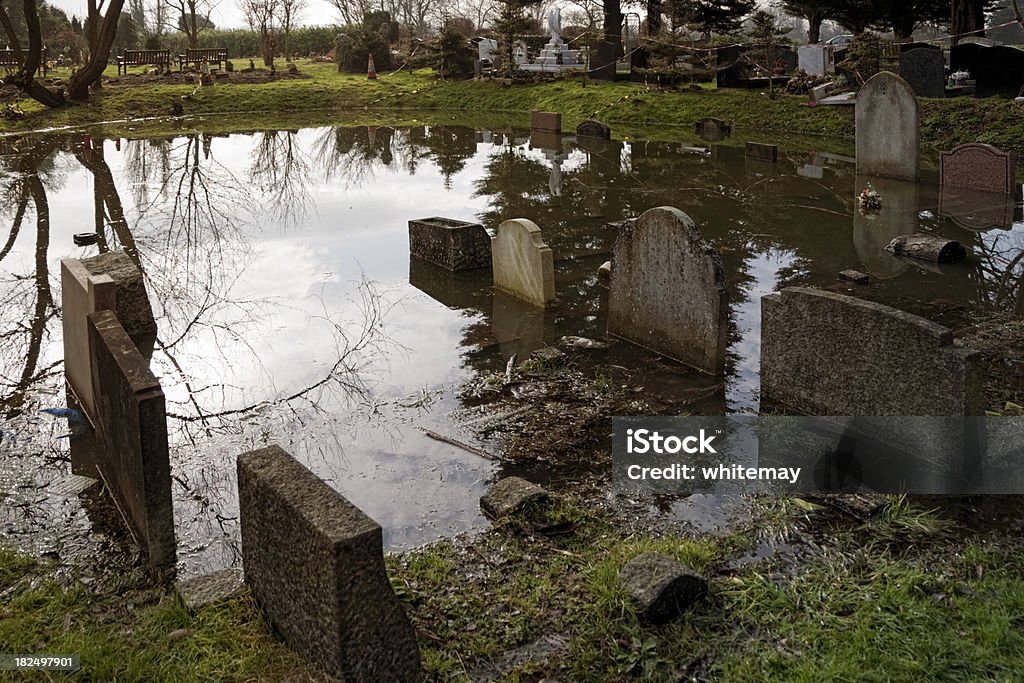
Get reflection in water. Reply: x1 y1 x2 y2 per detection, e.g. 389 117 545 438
0 123 1022 576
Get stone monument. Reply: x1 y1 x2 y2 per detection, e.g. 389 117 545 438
855 71 919 181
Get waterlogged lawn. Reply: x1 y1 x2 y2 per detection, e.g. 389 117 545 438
4 60 1024 158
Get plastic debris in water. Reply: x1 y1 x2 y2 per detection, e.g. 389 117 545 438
40 407 86 423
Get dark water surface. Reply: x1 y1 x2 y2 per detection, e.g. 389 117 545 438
0 124 1021 577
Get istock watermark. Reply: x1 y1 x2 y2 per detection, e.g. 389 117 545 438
613 416 1024 496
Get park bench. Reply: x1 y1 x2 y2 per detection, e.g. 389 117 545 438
177 48 228 72
0 47 49 76
116 49 172 75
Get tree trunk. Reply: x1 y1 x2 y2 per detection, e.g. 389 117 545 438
807 13 822 44
8 0 66 107
951 0 985 45
886 234 967 263
0 4 22 55
646 0 661 35
67 0 127 100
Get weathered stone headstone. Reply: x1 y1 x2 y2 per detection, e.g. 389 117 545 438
81 252 157 359
480 476 549 520
619 553 708 624
940 143 1017 195
693 117 731 141
745 142 778 163
899 47 946 98
87 310 175 568
760 287 983 415
856 71 919 181
237 445 422 681
61 259 115 421
408 217 492 271
798 44 832 76
607 206 728 375
530 110 561 133
491 218 555 308
576 119 611 140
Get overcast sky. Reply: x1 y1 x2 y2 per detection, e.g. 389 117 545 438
46 0 343 30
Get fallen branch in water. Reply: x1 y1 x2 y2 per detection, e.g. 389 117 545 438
420 428 499 461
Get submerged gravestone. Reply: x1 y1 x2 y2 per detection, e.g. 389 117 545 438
408 217 492 271
939 143 1017 195
745 142 778 163
491 218 555 308
238 445 422 681
530 110 561 133
61 259 115 421
856 71 919 181
81 252 157 359
87 309 175 568
607 206 728 375
760 287 983 415
899 47 945 98
694 117 731 141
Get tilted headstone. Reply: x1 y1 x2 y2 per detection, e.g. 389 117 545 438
81 251 158 359
939 143 1017 195
237 445 422 681
61 258 115 422
607 206 728 375
491 218 555 308
408 217 492 271
760 287 983 416
856 71 919 181
576 119 611 140
87 309 175 568
899 47 946 98
530 110 561 133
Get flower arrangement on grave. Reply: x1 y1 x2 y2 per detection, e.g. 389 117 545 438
858 183 882 212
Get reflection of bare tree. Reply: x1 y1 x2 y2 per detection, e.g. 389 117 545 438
248 131 314 229
973 230 1024 315
312 126 386 189
123 138 173 210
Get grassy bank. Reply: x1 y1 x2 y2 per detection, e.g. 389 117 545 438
5 493 1024 682
3 61 1024 155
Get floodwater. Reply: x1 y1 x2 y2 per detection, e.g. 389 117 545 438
0 123 1021 577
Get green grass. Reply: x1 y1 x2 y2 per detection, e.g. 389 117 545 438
0 547 327 682
4 60 1024 159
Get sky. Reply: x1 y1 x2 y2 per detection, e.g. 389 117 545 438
46 0 343 30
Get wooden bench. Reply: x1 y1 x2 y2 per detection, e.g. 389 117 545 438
0 47 49 76
178 48 228 72
117 49 172 75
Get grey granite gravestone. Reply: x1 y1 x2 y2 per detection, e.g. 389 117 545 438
237 445 422 681
607 206 728 375
760 287 983 416
491 218 556 308
798 45 832 76
81 252 157 360
87 310 175 568
899 47 946 98
408 217 492 271
856 71 919 181
61 259 115 422
576 119 611 139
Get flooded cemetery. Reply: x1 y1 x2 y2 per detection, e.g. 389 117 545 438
2 93 1024 678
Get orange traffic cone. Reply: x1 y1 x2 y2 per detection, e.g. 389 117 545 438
367 53 377 80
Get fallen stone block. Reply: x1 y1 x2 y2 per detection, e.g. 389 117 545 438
619 552 708 623
480 476 549 520
885 234 967 262
838 269 870 284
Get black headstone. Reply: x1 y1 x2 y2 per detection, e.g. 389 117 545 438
900 47 946 98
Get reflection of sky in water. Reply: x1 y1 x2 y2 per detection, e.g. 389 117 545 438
1 126 1022 577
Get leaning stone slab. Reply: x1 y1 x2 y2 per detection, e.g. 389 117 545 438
856 71 919 181
530 109 561 133
408 217 492 271
87 310 175 569
885 234 966 263
237 446 422 681
619 552 708 624
607 206 728 375
61 258 115 422
760 287 983 416
480 476 549 520
81 252 157 359
940 143 1017 195
492 218 556 308
176 568 244 610
576 119 611 139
